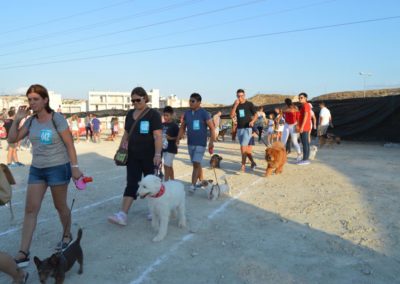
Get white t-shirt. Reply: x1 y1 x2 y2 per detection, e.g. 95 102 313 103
319 107 331 126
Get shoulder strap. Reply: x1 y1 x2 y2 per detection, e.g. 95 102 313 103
127 108 151 137
26 112 59 134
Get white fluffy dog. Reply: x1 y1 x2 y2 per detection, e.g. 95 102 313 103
309 145 318 160
137 175 186 242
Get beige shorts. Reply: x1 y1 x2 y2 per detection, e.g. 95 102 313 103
318 125 329 136
163 152 175 167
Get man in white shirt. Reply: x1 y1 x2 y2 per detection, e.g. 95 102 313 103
317 102 333 137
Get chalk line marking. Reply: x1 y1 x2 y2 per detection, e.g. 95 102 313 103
130 177 263 284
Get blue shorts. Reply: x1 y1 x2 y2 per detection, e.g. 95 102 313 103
28 163 72 186
237 128 252 146
188 145 206 163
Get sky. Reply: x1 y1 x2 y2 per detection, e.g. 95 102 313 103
1 0 399 105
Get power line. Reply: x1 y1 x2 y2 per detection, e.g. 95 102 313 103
0 0 205 47
0 0 266 57
2 0 338 64
0 0 137 36
1 15 398 70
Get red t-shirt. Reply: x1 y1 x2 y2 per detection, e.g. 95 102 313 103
283 111 299 124
299 103 311 132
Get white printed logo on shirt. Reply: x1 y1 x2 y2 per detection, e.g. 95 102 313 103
40 129 53 145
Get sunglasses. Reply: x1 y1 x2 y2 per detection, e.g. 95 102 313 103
131 98 143 103
190 99 197 103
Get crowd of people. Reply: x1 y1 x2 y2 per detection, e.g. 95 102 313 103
0 84 332 283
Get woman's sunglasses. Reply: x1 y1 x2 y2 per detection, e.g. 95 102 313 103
131 98 143 103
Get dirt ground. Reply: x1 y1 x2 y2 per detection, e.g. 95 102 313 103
1 136 399 284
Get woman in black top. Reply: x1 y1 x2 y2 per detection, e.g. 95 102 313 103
108 87 162 226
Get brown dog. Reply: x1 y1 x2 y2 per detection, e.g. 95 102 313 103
265 142 287 177
217 128 228 141
210 154 223 168
319 133 341 148
34 229 83 284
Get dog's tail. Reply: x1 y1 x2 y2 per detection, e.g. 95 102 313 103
76 228 83 244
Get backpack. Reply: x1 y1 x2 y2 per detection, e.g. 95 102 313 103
0 163 16 219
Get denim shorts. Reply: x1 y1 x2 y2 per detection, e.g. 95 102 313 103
188 145 206 163
28 162 72 186
237 128 252 146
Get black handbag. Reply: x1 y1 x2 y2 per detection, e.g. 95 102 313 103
114 108 150 166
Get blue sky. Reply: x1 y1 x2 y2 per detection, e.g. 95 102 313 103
1 0 399 104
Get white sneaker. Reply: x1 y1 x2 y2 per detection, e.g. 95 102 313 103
108 211 127 226
189 185 196 193
297 160 310 166
296 154 302 162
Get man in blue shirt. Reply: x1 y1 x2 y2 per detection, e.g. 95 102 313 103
177 93 215 192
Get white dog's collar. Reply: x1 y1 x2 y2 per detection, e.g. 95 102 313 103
151 184 165 198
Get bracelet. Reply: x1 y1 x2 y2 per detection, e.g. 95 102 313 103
71 165 79 168
155 154 161 157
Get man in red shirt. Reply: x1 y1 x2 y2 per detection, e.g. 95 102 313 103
297 92 311 165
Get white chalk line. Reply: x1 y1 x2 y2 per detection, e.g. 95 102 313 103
130 177 263 284
0 173 191 237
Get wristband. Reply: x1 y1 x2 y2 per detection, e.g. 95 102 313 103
155 154 161 157
71 165 79 168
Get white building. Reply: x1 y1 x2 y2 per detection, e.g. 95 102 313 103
88 89 160 111
159 94 189 109
61 99 87 113
0 91 62 113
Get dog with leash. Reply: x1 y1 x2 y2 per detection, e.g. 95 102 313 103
137 175 186 242
34 229 83 284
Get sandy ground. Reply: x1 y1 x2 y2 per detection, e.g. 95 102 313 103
0 135 400 284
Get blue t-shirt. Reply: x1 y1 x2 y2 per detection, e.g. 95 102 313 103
92 118 101 131
184 108 211 147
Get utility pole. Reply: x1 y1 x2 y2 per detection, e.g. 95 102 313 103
359 72 372 98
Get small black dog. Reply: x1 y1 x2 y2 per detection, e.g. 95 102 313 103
210 154 223 168
34 228 83 284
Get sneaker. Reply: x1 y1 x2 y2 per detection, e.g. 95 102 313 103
108 211 127 226
296 155 302 162
15 162 25 167
7 163 18 168
15 250 30 268
251 162 257 170
297 160 310 166
55 235 73 251
189 185 197 193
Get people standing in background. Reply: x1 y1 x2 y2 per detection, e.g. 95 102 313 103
91 114 101 143
70 115 80 143
255 106 267 143
212 111 222 140
317 101 333 137
266 113 275 146
4 109 24 168
85 113 93 142
281 98 302 161
274 108 285 142
297 93 312 165
309 103 317 143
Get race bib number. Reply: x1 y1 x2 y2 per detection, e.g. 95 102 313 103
140 121 150 134
239 109 245 118
193 120 200 130
40 129 53 145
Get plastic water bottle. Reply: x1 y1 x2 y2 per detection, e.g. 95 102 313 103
75 176 93 190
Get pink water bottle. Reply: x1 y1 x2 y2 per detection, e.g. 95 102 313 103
75 176 93 190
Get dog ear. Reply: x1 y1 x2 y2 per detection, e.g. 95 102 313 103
33 256 42 267
218 156 223 160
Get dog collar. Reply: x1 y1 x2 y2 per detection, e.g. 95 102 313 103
151 184 165 198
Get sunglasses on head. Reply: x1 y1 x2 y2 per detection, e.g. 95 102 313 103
131 98 143 103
